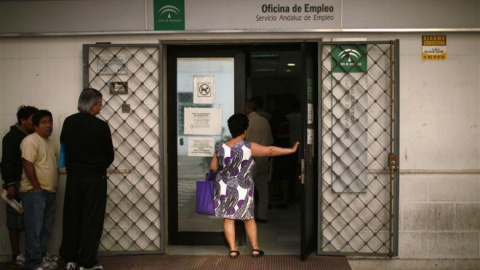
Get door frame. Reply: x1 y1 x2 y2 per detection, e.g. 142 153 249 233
164 42 321 253
300 42 320 260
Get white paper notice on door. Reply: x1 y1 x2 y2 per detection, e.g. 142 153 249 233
188 137 215 157
307 128 314 145
193 75 215 104
184 107 222 135
307 103 314 124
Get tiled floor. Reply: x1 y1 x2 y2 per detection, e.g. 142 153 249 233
0 203 311 269
256 202 301 254
0 254 354 270
170 202 301 256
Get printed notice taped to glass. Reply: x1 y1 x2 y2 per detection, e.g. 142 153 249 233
188 137 215 157
184 107 222 135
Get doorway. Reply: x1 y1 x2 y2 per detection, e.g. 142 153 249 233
166 43 315 256
81 40 399 257
246 48 304 254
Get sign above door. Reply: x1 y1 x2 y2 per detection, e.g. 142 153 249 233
154 0 341 31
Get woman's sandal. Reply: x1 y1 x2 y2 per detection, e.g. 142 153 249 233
229 250 240 259
251 249 264 258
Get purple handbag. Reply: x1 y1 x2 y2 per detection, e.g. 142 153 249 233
195 172 216 215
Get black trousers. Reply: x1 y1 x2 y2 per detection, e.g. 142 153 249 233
59 174 107 268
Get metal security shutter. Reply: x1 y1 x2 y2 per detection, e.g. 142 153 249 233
319 40 400 256
83 44 164 253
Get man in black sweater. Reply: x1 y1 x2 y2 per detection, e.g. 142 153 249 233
59 88 114 270
1 105 38 268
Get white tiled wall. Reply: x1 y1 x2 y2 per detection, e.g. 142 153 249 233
399 174 480 259
0 33 479 265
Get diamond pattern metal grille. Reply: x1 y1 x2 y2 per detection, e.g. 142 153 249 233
319 41 399 256
84 44 162 252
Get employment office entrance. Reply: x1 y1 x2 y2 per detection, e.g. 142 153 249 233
167 43 317 259
83 40 399 258
166 41 399 258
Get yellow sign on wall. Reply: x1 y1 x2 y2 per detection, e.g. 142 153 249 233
422 35 447 60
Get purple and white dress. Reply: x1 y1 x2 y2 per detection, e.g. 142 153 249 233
213 140 255 220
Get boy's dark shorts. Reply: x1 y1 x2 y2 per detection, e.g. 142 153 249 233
6 205 24 231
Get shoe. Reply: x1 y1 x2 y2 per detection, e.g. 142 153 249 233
11 259 25 268
16 253 26 262
251 249 265 258
66 262 77 270
11 254 25 268
42 253 60 270
42 261 58 270
79 265 103 270
43 253 61 264
33 268 44 270
228 250 240 259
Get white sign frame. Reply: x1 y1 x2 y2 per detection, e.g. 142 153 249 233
193 75 215 104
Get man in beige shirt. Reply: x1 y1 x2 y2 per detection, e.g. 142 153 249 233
20 110 59 270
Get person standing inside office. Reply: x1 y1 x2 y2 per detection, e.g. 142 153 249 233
1 105 38 268
59 88 114 270
245 99 273 223
266 97 291 208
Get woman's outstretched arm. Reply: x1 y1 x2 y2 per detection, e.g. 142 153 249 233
251 141 299 157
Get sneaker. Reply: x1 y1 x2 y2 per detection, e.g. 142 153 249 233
43 253 61 264
42 261 58 270
16 253 26 263
66 262 77 270
10 258 25 268
79 265 103 270
11 253 25 268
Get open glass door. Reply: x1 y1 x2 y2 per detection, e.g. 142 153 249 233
167 46 245 245
300 42 319 260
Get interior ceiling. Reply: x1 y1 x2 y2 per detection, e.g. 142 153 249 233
250 51 301 77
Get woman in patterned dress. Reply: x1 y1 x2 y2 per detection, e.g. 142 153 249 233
209 113 299 259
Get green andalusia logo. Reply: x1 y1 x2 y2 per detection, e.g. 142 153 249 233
154 0 185 30
332 45 367 73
